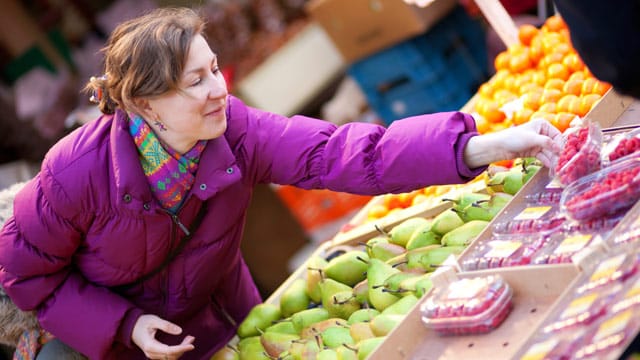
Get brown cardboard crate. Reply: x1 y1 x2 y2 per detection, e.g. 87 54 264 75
305 0 457 63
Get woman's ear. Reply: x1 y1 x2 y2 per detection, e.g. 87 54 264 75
132 98 153 119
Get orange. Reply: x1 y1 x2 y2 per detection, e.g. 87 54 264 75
538 52 565 69
538 102 557 114
541 88 563 103
579 93 602 116
544 15 567 33
568 71 587 82
553 43 572 57
503 76 518 93
552 112 575 132
519 83 544 96
530 111 555 123
509 52 533 73
518 24 540 46
383 193 403 210
474 114 491 133
411 193 430 207
512 107 534 125
581 78 611 95
541 33 564 55
563 53 585 72
563 78 583 96
479 100 506 123
477 83 494 98
557 94 580 113
493 89 518 106
547 63 570 81
367 203 389 219
544 78 565 91
494 51 511 71
531 70 547 86
522 90 543 111
529 36 544 64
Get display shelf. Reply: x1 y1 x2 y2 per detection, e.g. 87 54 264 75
370 264 581 359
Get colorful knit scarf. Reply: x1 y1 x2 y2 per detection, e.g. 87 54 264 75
129 115 206 213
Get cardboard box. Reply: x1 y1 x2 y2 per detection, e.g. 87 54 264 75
305 0 457 63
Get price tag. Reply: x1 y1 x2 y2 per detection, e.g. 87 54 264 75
485 240 522 258
560 293 598 320
521 338 560 360
593 310 632 343
589 254 626 284
514 206 552 220
554 234 592 255
447 278 485 300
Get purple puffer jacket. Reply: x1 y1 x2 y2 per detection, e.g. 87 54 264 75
0 95 482 359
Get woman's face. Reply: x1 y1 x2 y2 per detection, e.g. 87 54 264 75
145 34 228 153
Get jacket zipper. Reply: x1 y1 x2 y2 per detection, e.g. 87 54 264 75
159 210 189 318
212 296 238 328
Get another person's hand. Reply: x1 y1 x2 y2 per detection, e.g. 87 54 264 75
464 117 563 169
132 314 195 360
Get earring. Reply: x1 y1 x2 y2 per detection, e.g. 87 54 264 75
154 120 167 132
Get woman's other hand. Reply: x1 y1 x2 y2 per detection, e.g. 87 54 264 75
132 314 195 360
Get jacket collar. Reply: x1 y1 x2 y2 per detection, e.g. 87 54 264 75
110 110 241 209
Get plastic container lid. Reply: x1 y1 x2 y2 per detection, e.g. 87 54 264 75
560 156 640 221
491 203 565 236
552 121 602 187
420 275 513 336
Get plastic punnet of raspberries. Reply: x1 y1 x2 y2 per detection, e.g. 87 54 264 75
554 123 602 186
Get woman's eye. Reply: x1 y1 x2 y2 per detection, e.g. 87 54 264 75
191 78 202 87
212 66 220 74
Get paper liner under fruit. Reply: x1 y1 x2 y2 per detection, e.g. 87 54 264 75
551 121 603 187
420 275 512 336
560 156 640 222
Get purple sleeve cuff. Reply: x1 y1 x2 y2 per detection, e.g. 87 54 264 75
455 131 488 180
115 308 145 348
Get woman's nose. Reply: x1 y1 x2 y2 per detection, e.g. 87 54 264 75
208 72 228 99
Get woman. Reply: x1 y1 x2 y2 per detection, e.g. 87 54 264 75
0 7 560 360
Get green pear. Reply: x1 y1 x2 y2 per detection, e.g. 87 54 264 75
441 220 489 247
336 344 359 360
260 331 300 358
326 290 361 320
289 338 321 360
503 168 525 195
349 321 377 343
369 314 405 337
300 318 347 339
237 303 282 339
321 326 355 349
418 246 465 272
210 345 239 360
280 279 311 318
405 222 441 250
306 255 328 304
352 279 369 306
486 170 507 194
291 307 331 333
401 273 433 298
524 164 542 183
320 278 353 307
403 245 442 270
442 192 490 212
381 294 418 316
324 250 369 287
397 272 432 296
356 337 386 360
347 309 380 325
237 336 270 360
364 236 389 258
368 241 406 262
380 271 424 295
317 348 339 360
265 321 298 335
367 259 401 311
430 209 465 235
388 217 431 247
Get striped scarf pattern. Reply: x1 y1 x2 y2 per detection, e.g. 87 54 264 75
129 115 206 213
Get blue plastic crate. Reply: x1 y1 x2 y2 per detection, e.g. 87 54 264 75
347 6 489 125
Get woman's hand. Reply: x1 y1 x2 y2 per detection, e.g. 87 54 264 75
132 314 195 360
464 118 563 169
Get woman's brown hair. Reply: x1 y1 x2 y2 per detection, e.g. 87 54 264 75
85 7 205 114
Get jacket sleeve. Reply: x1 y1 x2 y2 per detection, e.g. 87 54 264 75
227 96 485 195
0 167 142 358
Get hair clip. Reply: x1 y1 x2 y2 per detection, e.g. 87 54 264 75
89 75 108 103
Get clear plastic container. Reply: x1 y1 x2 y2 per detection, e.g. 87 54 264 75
573 308 639 359
420 275 513 336
601 127 640 166
552 121 602 187
560 156 640 221
541 291 610 334
519 331 587 360
576 253 640 294
491 203 565 236
524 188 564 205
460 234 548 271
532 231 599 265
563 212 625 234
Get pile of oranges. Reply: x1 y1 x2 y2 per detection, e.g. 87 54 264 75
474 15 611 134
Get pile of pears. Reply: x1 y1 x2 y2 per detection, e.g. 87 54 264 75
214 188 515 360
